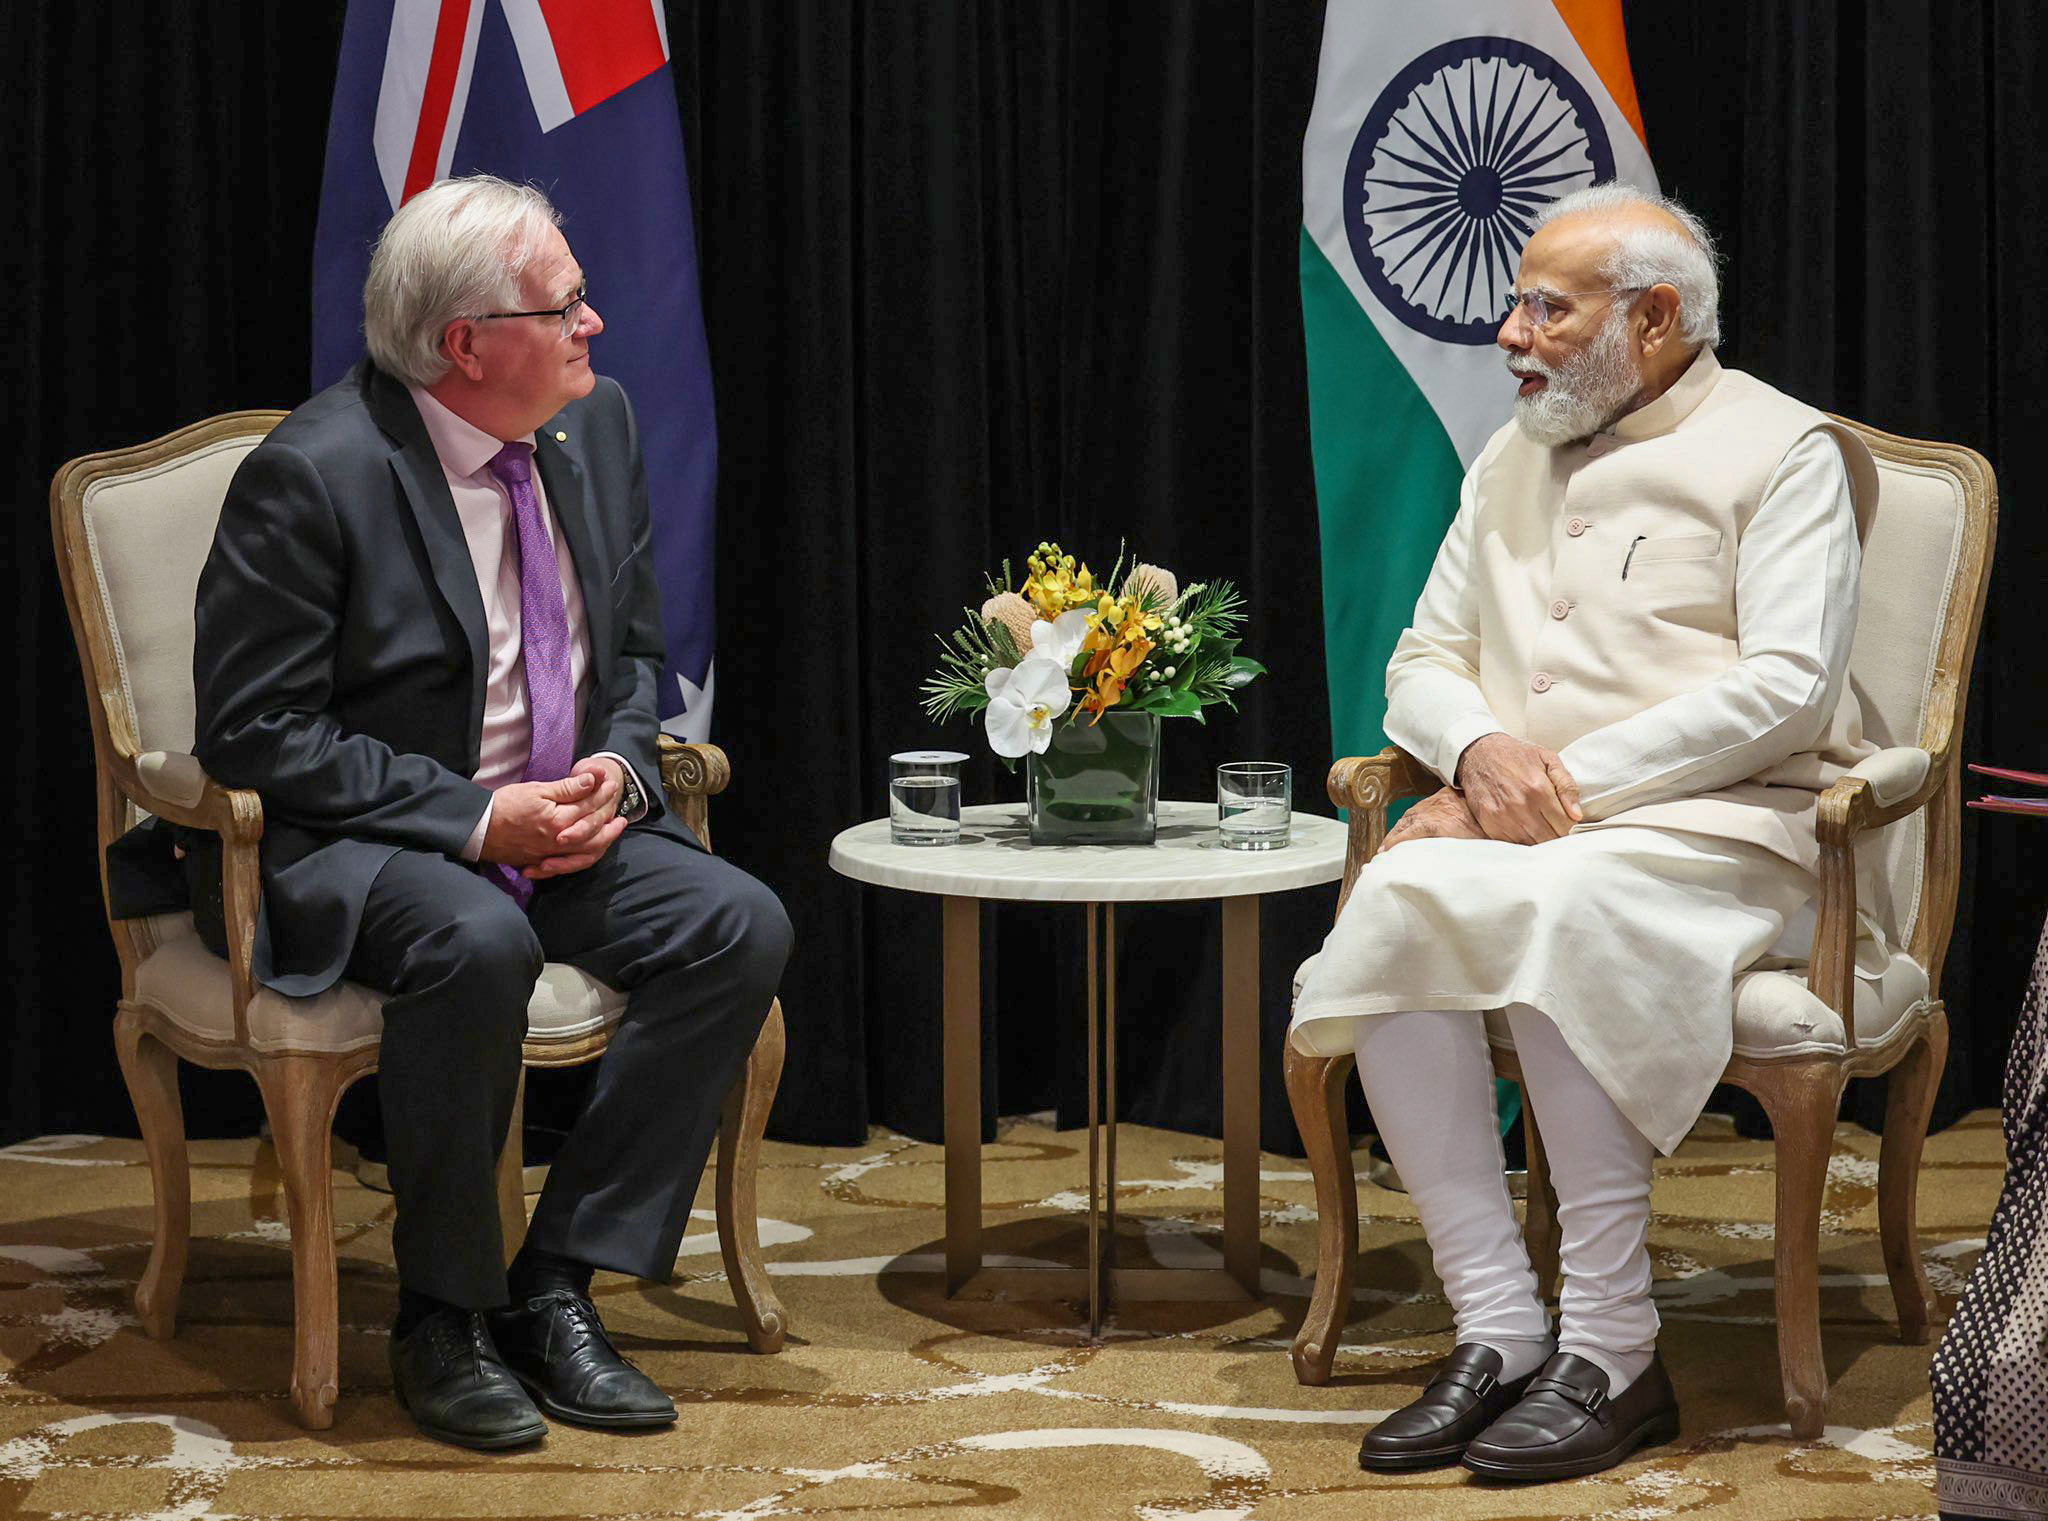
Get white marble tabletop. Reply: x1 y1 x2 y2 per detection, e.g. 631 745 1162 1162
828 800 1348 903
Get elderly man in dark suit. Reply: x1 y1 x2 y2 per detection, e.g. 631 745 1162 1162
171 175 789 1448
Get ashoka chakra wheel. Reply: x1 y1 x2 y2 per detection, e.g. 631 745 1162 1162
1344 37 1617 346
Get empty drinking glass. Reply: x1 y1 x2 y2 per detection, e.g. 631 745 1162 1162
889 750 966 845
1217 762 1291 850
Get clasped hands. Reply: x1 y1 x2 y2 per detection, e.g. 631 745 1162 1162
1381 732 1584 852
482 756 630 879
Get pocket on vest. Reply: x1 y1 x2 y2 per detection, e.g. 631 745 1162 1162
1629 530 1724 565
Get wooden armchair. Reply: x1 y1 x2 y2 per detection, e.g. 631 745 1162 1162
1286 418 1996 1439
52 411 788 1431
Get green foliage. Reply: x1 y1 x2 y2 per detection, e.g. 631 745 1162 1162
918 612 1021 722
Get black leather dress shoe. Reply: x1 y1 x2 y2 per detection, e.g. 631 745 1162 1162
390 1308 547 1450
488 1290 677 1429
1462 1351 1681 1482
1358 1343 1542 1471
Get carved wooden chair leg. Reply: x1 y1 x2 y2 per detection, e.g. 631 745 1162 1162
1519 1088 1561 1303
497 1069 530 1265
113 1007 190 1340
1754 1062 1844 1439
1286 1044 1357 1386
1879 1011 1948 1345
256 1055 346 1431
717 999 788 1354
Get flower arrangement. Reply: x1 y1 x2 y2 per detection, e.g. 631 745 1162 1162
921 542 1266 759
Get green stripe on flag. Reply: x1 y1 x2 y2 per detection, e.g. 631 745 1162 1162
1301 228 1465 766
1303 232 1524 1139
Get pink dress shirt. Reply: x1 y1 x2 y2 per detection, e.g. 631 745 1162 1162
407 387 644 860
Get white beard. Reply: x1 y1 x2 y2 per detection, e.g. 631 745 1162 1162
1508 307 1642 448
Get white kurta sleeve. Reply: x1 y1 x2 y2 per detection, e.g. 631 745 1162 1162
1557 430 1861 818
1383 468 1507 783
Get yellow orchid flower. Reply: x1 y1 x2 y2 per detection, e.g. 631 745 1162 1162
1021 541 1099 618
1086 591 1161 643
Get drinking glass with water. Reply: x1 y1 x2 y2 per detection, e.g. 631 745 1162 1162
1217 761 1290 850
889 750 966 845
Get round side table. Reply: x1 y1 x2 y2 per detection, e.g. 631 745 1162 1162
829 798 1346 1333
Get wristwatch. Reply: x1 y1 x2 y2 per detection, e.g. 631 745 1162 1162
615 762 646 820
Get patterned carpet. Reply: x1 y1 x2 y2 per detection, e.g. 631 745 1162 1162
0 1108 2003 1520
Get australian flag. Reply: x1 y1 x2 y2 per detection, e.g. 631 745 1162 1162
312 0 717 740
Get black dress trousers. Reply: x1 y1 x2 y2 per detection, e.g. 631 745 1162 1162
340 827 792 1309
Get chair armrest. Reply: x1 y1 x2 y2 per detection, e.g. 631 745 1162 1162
1807 746 1936 1043
1816 746 1936 847
112 749 264 1044
657 736 731 852
1326 746 1435 814
1326 746 1434 914
124 750 263 841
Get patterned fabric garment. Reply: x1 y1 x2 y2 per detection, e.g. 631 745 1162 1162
485 441 577 908
1934 913 2048 1520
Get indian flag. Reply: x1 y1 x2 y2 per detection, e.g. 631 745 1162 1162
1304 0 1657 763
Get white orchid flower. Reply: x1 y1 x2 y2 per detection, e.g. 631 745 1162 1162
1027 608 1094 672
983 655 1073 758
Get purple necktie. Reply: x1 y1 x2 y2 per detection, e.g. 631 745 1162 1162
486 441 576 907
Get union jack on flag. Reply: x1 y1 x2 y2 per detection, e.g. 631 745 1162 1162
314 0 719 739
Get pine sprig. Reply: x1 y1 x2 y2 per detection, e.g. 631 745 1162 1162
1176 579 1246 642
919 612 1021 722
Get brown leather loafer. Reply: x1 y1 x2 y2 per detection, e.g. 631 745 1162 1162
1462 1351 1681 1482
1358 1343 1542 1472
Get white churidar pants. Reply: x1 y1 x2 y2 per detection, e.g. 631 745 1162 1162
1353 1003 1658 1394
1292 826 1820 1154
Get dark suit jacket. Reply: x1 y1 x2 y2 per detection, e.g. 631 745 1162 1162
109 360 700 994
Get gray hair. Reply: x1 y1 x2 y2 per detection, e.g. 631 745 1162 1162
362 175 562 387
1533 182 1722 350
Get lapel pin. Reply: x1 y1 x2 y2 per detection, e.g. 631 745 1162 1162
555 431 568 442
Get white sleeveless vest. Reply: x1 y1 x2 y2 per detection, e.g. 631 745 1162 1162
1458 349 1877 871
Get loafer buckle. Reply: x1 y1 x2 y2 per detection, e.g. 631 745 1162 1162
1530 1372 1610 1421
1431 1366 1497 1399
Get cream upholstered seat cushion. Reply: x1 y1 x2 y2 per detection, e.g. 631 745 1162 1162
1479 944 1930 1065
1728 952 1931 1059
130 915 626 1057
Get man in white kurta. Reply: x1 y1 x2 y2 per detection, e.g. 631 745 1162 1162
1290 184 1877 1483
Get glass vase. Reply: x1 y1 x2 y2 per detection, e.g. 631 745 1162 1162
1026 711 1161 845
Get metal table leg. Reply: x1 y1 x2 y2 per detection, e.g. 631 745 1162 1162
1221 895 1260 1293
1085 902 1119 1337
1086 903 1100 1333
943 895 981 1294
945 892 1253 1318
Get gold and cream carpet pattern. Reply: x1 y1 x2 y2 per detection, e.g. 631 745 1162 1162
0 1109 2003 1520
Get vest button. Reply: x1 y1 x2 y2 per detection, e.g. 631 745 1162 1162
1566 516 1588 537
1550 599 1570 620
1531 673 1553 693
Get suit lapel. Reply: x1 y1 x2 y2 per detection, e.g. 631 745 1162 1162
364 367 492 766
535 420 613 727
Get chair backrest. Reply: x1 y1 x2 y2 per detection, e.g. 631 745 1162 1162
1833 417 1997 993
51 412 287 968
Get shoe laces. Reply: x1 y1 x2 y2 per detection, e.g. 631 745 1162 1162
423 1309 497 1380
535 1290 626 1368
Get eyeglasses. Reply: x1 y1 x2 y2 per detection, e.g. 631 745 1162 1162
1506 285 1647 329
475 282 589 339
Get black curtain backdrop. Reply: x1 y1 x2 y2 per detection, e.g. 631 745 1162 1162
7 3 2043 1156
